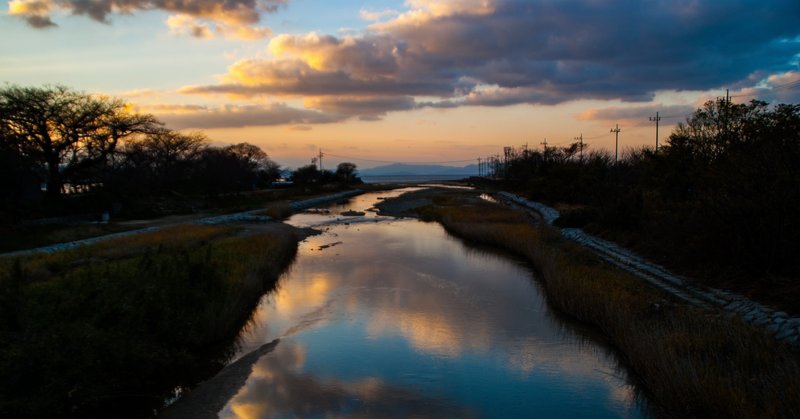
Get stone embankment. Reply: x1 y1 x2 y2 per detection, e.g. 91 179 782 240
2 190 363 258
497 191 800 347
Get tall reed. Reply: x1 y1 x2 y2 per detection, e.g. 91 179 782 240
419 194 800 418
0 224 302 418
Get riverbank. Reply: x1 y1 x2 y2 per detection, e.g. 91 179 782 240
377 188 800 418
0 221 314 418
0 187 368 255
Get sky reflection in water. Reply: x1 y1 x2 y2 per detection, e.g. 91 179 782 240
220 190 648 418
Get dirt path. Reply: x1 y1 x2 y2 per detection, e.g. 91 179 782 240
1 190 362 259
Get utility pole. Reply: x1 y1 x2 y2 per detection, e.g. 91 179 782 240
574 133 584 160
541 138 548 151
610 124 621 164
477 158 482 177
649 112 661 151
317 148 324 171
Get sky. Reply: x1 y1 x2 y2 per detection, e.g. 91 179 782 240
2 0 799 169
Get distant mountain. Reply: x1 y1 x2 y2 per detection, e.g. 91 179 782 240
359 163 478 177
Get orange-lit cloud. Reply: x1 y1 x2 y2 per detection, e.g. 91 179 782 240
141 103 345 129
166 13 272 40
220 342 477 418
8 0 286 38
180 0 800 126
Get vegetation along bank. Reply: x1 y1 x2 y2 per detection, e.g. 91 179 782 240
0 222 312 418
378 188 800 419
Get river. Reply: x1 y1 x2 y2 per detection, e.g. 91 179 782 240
218 187 652 418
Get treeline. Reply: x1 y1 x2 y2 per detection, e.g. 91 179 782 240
291 162 361 188
0 85 285 218
496 99 800 302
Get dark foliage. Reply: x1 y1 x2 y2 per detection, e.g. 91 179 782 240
0 227 298 418
498 99 800 303
0 85 282 218
0 85 161 201
334 162 362 185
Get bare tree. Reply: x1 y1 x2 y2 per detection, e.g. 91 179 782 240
118 130 207 194
0 85 160 199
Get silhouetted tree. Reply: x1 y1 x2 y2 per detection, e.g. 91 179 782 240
0 85 160 200
0 124 41 207
291 165 322 188
111 131 207 195
334 162 360 184
500 99 800 290
223 143 281 187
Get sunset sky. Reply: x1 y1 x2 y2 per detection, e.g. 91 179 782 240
2 0 799 169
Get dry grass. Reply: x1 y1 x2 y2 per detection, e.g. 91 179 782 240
0 223 303 418
260 202 294 220
418 193 800 419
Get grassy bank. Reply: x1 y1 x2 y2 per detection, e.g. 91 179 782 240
0 223 306 418
0 186 348 254
413 191 800 418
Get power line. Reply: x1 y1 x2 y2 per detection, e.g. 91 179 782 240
660 112 691 119
729 79 800 99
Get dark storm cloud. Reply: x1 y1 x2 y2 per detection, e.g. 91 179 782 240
182 0 800 113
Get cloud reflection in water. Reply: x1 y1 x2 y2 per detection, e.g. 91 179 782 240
221 194 645 418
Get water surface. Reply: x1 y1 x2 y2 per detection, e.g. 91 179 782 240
220 188 650 418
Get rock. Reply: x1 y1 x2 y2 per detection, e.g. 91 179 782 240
341 210 366 216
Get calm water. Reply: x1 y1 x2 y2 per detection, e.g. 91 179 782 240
219 188 651 418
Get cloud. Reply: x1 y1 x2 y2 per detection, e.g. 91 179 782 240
8 0 286 39
118 88 161 99
185 0 800 103
148 103 345 129
730 71 800 104
578 104 697 126
175 0 800 124
179 56 454 97
166 13 272 40
8 0 57 27
220 342 477 419
304 96 416 119
359 8 400 22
